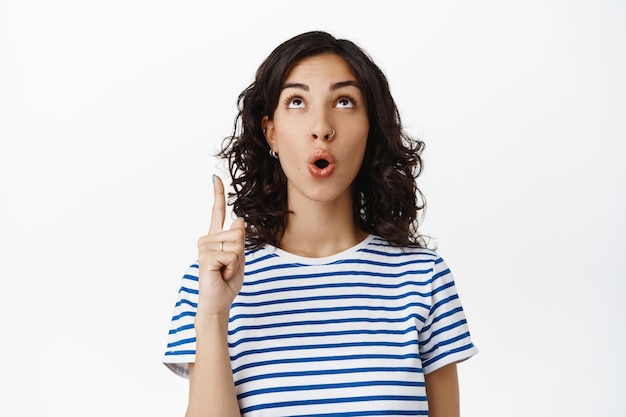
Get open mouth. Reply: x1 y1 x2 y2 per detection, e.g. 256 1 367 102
314 159 330 169
308 149 336 178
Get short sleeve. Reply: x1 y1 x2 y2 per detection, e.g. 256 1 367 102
162 262 200 378
418 256 478 374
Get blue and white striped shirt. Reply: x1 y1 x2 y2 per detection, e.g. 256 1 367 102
164 235 477 416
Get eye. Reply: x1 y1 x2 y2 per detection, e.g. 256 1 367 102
286 96 305 108
336 96 356 108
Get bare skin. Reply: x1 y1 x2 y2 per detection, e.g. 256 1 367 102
184 54 462 416
186 175 244 417
263 53 370 256
425 363 461 417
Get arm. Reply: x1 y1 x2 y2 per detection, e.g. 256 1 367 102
185 175 245 417
185 315 240 417
424 362 460 417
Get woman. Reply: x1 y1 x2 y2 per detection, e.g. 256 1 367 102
164 31 477 416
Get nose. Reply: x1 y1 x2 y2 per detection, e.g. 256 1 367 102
311 106 335 141
312 128 336 141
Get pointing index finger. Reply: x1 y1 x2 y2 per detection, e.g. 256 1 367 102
209 174 226 234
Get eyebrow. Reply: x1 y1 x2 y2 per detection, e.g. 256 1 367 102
331 80 361 90
281 80 361 92
282 82 309 91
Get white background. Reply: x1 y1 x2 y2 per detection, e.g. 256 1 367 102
1 1 625 416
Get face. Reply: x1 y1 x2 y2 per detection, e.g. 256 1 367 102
263 53 369 208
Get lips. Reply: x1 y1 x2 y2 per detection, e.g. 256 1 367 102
307 148 336 178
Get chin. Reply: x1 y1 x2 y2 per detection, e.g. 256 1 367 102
287 177 354 206
303 186 353 205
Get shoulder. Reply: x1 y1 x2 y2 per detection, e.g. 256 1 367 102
362 235 441 260
358 236 453 278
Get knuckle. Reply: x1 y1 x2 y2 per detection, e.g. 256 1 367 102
233 228 244 241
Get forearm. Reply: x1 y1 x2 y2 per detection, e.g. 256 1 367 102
186 314 240 417
424 363 460 417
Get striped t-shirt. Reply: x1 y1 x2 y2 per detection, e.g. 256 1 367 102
163 235 477 416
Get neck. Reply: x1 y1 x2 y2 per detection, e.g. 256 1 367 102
279 193 368 258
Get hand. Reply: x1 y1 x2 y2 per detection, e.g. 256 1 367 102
196 175 246 317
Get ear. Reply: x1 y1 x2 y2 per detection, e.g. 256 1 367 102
262 115 276 150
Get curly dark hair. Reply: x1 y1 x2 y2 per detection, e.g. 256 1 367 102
218 31 427 249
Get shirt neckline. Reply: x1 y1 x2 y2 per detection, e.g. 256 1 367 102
263 234 376 265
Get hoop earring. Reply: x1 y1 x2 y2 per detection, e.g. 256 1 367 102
269 149 278 159
328 128 336 138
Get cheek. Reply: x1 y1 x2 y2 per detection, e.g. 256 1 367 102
351 120 369 149
273 118 304 148
273 111 301 129
348 114 369 135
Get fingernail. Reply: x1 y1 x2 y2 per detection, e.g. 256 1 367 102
212 174 215 184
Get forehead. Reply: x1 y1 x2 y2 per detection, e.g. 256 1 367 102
283 53 357 85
